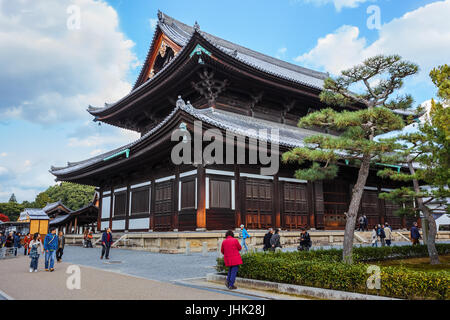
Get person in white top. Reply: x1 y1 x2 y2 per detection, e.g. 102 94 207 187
371 226 378 247
28 233 44 272
384 223 393 246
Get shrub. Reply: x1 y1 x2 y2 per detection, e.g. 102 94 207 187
216 244 450 300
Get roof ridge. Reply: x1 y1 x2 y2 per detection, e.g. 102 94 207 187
158 11 328 80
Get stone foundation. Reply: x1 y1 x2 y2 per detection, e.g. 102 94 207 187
64 230 450 254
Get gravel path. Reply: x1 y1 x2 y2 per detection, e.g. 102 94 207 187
60 246 219 282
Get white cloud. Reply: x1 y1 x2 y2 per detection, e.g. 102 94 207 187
295 1 450 81
0 167 8 176
0 0 142 202
294 25 367 74
296 0 371 11
276 47 288 59
0 0 138 124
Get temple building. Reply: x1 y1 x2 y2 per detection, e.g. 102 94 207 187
50 12 415 232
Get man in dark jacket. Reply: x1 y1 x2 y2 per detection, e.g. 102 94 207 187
410 222 421 245
263 228 273 251
5 232 13 248
270 229 282 251
101 228 113 259
298 228 312 251
56 231 65 262
13 232 21 256
363 215 368 231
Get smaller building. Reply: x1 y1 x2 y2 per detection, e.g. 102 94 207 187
17 208 50 236
48 194 99 234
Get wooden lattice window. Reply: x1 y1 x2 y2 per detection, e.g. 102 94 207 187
155 181 173 214
130 187 150 215
113 192 126 217
210 179 231 208
181 180 196 209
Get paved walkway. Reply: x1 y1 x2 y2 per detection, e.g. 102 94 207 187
0 256 247 300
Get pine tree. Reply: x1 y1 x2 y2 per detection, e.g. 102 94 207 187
378 64 449 265
283 55 418 264
8 193 17 203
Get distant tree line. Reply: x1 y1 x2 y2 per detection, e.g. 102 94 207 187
0 183 95 221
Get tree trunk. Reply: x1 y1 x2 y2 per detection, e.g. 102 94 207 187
408 162 440 265
342 154 372 264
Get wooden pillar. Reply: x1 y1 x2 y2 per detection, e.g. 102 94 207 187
196 165 206 230
173 167 180 231
125 184 131 231
109 186 114 230
273 174 281 229
234 165 241 228
150 178 155 231
97 191 102 232
74 217 78 235
68 221 73 234
313 181 325 230
377 185 386 226
307 181 315 229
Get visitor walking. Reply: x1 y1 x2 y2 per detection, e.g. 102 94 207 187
13 232 21 256
5 232 13 248
0 232 5 247
298 228 312 251
220 230 243 290
101 228 113 260
358 216 365 231
86 230 93 248
384 223 392 246
363 215 368 231
239 224 250 252
385 222 392 231
23 233 31 255
410 222 421 246
28 233 44 273
263 228 273 251
56 231 65 262
44 227 58 272
371 226 378 247
270 229 282 251
378 224 386 247
83 229 89 248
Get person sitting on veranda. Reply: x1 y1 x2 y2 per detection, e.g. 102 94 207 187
298 228 312 251
270 229 282 251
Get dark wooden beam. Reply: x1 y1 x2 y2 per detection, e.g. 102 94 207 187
234 164 241 228
273 174 281 229
196 165 206 230
150 177 155 231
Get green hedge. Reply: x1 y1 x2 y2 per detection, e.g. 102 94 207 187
216 244 450 300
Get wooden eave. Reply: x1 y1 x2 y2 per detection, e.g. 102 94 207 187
89 32 334 128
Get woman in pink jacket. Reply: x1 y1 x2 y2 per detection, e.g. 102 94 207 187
221 230 243 290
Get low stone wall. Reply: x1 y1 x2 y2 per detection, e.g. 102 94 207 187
64 230 450 254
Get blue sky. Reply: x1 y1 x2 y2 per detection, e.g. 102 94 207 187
0 0 448 202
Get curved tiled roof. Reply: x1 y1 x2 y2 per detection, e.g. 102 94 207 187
51 97 317 177
88 11 328 116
